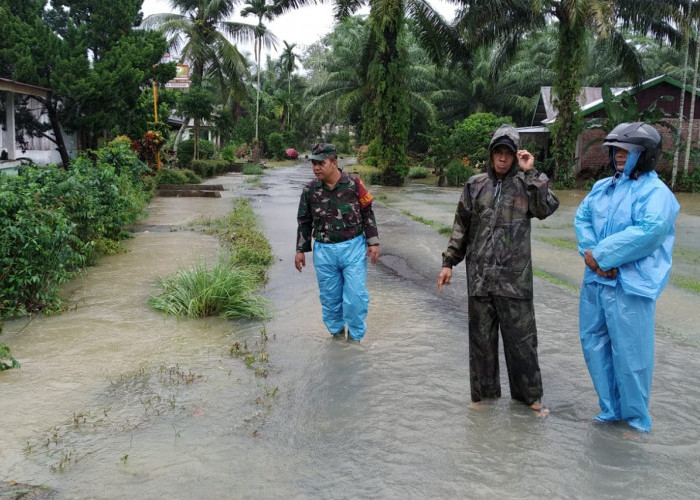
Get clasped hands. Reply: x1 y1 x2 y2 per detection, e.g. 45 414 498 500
583 250 618 279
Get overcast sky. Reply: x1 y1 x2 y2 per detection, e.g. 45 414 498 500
140 0 457 60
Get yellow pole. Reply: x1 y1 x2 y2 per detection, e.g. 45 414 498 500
153 81 159 122
152 81 161 170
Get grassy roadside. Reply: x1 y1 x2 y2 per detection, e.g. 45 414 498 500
148 198 274 319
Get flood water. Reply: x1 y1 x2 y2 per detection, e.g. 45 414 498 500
1 163 700 499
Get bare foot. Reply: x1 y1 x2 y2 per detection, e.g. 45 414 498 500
469 401 485 410
530 401 550 418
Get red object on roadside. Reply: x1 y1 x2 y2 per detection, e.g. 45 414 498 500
285 148 299 159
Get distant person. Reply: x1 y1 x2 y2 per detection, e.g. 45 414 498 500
295 143 380 343
574 122 680 432
437 124 559 416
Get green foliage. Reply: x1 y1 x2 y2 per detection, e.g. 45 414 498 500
0 343 20 371
675 168 700 193
452 113 514 168
221 145 238 163
148 262 271 320
189 160 230 178
266 132 285 160
177 139 215 167
0 143 150 318
0 169 86 317
445 159 476 187
407 166 429 179
154 169 203 186
243 165 264 175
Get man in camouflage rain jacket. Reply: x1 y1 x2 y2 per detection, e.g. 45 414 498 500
437 124 559 415
295 143 380 343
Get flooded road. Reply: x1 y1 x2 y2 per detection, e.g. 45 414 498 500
1 163 700 498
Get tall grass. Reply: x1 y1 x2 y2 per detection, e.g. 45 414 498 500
149 198 274 320
149 262 271 319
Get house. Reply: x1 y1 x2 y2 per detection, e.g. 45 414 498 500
527 75 700 177
0 78 77 174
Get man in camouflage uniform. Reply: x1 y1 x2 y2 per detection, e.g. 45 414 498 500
295 143 380 343
437 124 559 415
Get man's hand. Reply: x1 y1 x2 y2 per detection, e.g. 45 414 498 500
367 245 380 264
295 251 305 272
584 249 618 278
516 149 534 172
583 249 599 272
437 267 452 292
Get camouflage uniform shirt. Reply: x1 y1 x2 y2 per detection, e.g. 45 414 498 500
442 166 559 299
296 173 379 252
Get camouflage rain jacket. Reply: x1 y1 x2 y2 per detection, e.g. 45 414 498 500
296 172 379 252
441 129 559 299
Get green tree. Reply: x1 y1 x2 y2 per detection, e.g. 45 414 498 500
455 0 684 182
0 0 172 165
277 0 467 186
241 0 279 142
280 41 299 129
177 85 215 161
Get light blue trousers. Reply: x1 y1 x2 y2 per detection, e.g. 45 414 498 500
579 282 655 432
313 235 369 340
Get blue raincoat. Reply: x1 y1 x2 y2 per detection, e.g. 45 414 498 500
574 149 680 431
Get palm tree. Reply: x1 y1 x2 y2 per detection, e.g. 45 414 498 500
304 16 440 146
280 41 299 129
141 0 254 86
275 0 467 186
455 0 685 182
141 0 257 152
241 0 279 142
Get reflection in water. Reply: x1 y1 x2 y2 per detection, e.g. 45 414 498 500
1 168 699 498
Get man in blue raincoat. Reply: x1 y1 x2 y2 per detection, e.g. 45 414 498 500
575 122 680 432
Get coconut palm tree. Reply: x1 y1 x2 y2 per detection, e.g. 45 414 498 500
241 0 279 142
275 0 467 186
141 0 254 86
141 0 259 152
454 0 685 182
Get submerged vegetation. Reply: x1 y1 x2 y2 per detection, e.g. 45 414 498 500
149 198 273 320
0 342 20 371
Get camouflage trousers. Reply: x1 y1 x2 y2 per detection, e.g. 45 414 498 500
467 294 543 404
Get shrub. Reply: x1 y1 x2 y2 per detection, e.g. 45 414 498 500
177 139 215 167
407 166 429 179
155 168 203 186
0 143 150 318
221 144 238 162
445 159 475 187
266 132 285 160
190 160 229 178
675 168 700 193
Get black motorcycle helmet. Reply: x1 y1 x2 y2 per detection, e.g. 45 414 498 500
602 122 662 178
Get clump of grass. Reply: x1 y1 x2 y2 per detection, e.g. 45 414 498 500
149 262 271 319
242 164 264 175
438 226 453 237
538 237 578 250
149 198 273 319
400 209 452 236
533 269 579 292
671 277 700 294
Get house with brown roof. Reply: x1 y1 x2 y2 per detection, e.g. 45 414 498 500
525 75 700 178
